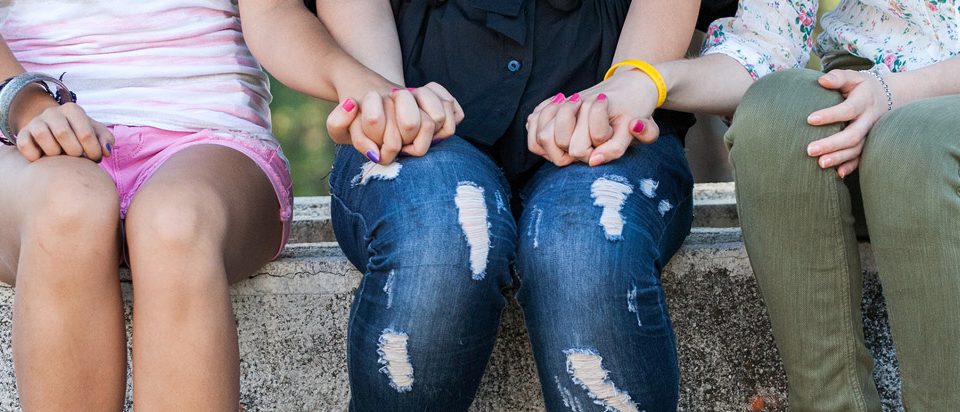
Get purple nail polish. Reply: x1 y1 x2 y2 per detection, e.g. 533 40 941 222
366 150 380 163
431 138 443 146
105 143 113 155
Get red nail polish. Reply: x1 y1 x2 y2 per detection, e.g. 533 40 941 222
552 93 566 104
342 98 356 112
569 93 581 103
632 120 645 133
597 93 607 101
407 87 415 91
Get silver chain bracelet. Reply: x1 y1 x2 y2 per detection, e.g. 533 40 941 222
860 64 893 112
0 72 77 146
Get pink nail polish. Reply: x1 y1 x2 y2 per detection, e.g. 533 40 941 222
342 98 356 112
552 93 566 104
632 120 645 134
597 93 607 101
391 88 400 93
569 93 581 103
407 87 415 92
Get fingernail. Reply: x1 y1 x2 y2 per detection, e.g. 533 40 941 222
632 120 645 134
597 93 607 101
807 145 819 156
342 98 356 112
590 154 605 167
105 143 113 156
407 87 415 92
431 138 442 146
568 93 581 103
808 114 821 124
838 169 846 178
366 150 380 163
391 88 400 93
820 157 832 168
551 93 566 104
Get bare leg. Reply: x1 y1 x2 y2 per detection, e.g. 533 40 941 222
123 145 281 411
0 148 126 411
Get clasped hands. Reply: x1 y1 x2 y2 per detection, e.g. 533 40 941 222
328 70 663 167
326 82 463 165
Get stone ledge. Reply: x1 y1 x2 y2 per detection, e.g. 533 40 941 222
0 226 901 411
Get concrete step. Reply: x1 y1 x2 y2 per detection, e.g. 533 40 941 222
0 183 904 411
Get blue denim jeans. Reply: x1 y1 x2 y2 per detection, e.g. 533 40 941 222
330 135 693 411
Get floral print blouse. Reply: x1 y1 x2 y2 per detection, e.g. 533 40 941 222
701 0 960 79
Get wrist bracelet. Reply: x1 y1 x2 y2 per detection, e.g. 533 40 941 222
860 65 893 112
604 59 667 108
0 72 77 146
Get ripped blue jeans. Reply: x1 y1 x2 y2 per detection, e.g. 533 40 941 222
330 135 693 412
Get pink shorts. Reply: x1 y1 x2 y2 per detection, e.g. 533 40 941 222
99 125 293 259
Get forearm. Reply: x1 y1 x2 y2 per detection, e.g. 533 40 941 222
315 0 404 85
0 38 60 132
887 56 960 108
656 53 755 116
240 0 393 101
612 0 700 63
0 39 24 78
608 1 755 117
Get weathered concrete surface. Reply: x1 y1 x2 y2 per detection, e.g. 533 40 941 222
0 185 905 411
0 238 902 411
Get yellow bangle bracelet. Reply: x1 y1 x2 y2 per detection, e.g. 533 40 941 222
603 59 667 108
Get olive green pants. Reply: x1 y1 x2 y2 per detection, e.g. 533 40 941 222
726 66 960 411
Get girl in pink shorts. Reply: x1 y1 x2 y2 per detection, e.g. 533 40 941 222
0 1 296 409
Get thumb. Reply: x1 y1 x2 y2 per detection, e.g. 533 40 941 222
627 118 660 144
818 70 861 93
326 98 359 144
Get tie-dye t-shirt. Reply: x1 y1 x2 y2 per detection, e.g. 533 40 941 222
0 0 273 140
702 0 960 79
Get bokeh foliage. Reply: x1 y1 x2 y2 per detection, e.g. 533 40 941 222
269 75 335 196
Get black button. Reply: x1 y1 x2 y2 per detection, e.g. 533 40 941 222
507 60 522 72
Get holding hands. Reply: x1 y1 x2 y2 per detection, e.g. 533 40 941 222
327 82 464 165
806 67 893 177
526 66 663 167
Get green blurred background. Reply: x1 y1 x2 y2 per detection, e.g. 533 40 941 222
269 0 839 197
269 77 336 196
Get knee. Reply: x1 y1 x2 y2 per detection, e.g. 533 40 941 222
385 194 514 284
20 157 119 242
126 182 229 256
728 69 844 165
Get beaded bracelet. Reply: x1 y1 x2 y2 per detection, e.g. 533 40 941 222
860 65 893 112
0 72 77 146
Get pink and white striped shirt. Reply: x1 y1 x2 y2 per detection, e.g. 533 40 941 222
0 0 273 141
